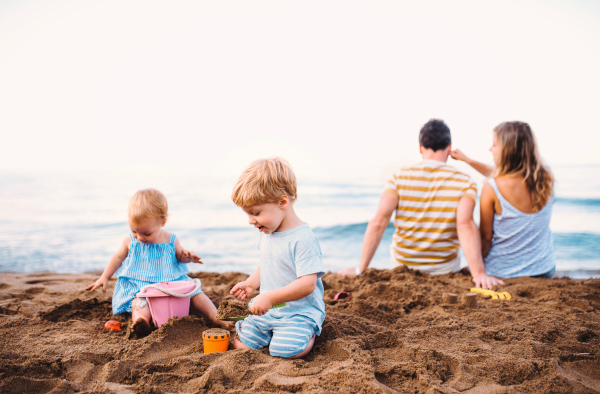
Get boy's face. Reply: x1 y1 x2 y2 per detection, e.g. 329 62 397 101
128 217 165 244
242 200 286 234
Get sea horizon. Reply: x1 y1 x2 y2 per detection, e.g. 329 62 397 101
1 164 599 279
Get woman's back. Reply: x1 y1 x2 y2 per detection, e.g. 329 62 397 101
494 175 534 214
484 177 555 278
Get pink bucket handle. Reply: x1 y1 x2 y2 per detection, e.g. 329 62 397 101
136 279 201 308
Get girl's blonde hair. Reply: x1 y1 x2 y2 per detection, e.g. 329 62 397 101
232 157 297 207
493 121 554 212
128 188 169 224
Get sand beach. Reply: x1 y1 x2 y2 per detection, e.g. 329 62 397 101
0 266 598 393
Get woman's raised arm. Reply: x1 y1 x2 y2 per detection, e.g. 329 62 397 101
451 149 495 177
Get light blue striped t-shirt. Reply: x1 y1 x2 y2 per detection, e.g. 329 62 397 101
484 178 556 278
252 223 326 334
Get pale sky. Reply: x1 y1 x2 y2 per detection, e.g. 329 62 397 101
1 0 599 178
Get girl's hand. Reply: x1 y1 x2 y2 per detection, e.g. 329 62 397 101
230 281 254 301
249 293 273 316
86 277 108 293
450 149 469 163
180 250 203 264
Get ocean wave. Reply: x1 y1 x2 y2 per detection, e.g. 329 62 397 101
312 222 395 240
553 232 600 260
555 197 600 207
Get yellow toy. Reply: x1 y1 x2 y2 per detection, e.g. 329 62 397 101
470 288 511 300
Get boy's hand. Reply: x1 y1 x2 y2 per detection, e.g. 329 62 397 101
249 293 273 316
86 277 108 293
230 281 254 301
180 250 203 264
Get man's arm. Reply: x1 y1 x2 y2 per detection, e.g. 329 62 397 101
479 183 496 258
456 195 504 289
338 192 398 276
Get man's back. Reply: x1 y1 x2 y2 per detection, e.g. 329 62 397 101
384 159 477 274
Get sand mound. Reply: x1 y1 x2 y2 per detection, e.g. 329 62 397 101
215 299 249 320
0 268 598 393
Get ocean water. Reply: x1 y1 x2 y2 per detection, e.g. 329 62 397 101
1 165 599 279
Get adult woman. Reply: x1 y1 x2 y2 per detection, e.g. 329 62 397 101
452 121 556 278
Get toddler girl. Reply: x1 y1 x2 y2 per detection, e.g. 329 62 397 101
87 188 229 336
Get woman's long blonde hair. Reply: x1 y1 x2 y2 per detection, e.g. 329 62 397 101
494 121 554 212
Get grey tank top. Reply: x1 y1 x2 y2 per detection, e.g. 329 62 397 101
484 178 555 278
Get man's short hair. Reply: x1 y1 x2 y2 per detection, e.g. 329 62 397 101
231 157 297 207
419 119 451 151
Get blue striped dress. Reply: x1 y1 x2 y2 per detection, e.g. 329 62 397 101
112 232 202 315
484 178 556 278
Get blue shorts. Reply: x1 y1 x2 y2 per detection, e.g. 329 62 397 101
235 313 318 358
112 275 202 315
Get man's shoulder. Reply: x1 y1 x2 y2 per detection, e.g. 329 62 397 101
395 161 472 180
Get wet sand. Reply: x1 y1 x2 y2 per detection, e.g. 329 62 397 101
0 266 598 393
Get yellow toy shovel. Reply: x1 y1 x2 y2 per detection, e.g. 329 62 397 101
470 288 511 300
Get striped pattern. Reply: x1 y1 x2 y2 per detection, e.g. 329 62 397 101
384 160 477 267
236 313 318 358
484 178 556 278
112 233 201 315
115 233 190 283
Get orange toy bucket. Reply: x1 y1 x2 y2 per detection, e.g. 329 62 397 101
202 329 230 353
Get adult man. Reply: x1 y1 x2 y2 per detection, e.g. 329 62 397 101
339 119 503 289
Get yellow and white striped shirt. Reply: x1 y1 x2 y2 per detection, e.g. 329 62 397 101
384 160 477 270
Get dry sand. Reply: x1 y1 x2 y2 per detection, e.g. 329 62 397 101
215 299 249 320
0 266 599 393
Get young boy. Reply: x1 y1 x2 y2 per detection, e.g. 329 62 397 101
229 157 325 358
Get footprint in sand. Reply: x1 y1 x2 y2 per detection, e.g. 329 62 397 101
556 359 600 392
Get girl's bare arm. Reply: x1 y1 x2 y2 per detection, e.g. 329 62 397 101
86 236 130 292
174 238 202 263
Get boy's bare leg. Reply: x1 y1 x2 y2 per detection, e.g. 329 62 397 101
287 335 315 359
233 338 252 350
131 298 152 337
191 293 233 329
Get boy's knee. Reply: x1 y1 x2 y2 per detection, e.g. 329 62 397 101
270 334 316 359
283 334 315 359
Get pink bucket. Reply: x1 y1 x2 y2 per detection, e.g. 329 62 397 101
136 281 198 328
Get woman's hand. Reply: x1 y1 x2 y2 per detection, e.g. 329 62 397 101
450 149 470 163
86 277 109 293
230 281 254 301
249 293 273 316
472 273 505 289
180 250 203 264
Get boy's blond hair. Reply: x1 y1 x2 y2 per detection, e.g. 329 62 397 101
232 157 297 207
128 188 169 224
